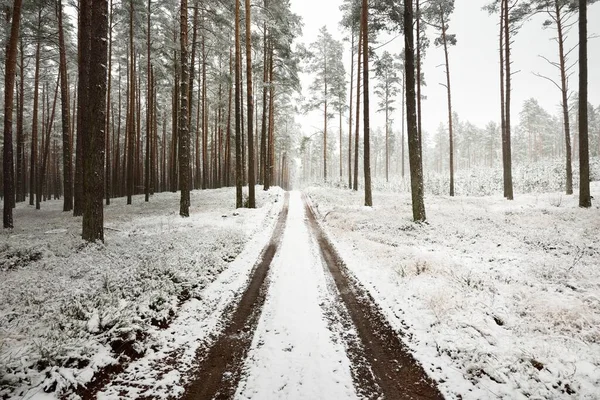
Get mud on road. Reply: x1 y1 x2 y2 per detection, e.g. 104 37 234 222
182 191 442 400
303 193 443 400
180 192 290 400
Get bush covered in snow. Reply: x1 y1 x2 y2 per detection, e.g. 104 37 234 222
306 184 600 399
0 188 282 399
305 158 600 197
425 157 600 196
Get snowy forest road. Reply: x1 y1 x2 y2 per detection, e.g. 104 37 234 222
181 192 291 399
183 191 442 400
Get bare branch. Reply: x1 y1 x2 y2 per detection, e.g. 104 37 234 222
533 71 562 92
538 54 561 70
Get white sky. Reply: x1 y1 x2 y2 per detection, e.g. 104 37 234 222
290 0 600 137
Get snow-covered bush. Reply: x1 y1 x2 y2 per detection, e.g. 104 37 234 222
0 188 280 398
426 157 600 196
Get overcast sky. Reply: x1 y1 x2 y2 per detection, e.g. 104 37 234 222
290 0 600 137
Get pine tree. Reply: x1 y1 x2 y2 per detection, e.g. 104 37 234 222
179 0 190 217
82 0 108 242
374 51 401 183
405 0 426 221
3 0 24 229
245 0 256 206
306 26 346 182
578 0 591 207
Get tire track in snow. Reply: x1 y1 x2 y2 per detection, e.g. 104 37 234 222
303 193 444 400
180 192 289 400
234 191 358 400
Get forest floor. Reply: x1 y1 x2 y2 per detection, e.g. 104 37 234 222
1 183 600 399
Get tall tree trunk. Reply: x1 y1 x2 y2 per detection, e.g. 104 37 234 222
261 28 269 189
115 65 122 197
385 91 389 182
353 23 362 192
136 71 142 193
201 22 208 190
16 39 25 203
348 29 354 189
74 0 91 216
189 0 199 189
39 79 59 210
145 0 152 202
226 48 233 187
152 69 158 194
361 0 372 206
555 2 573 195
127 0 136 203
240 57 246 187
416 0 423 156
30 16 41 206
404 0 426 221
234 0 243 206
189 0 199 127
339 108 343 181
57 0 73 211
578 0 591 207
245 0 255 206
268 48 275 186
502 0 514 200
171 54 179 192
323 42 328 182
3 0 23 228
105 0 113 205
441 10 455 197
401 67 405 178
82 0 108 242
179 0 190 216
499 2 506 192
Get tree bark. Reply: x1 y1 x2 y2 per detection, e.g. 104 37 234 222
416 0 423 157
3 0 23 228
226 48 233 187
145 0 152 202
30 15 41 206
261 25 269 189
16 39 25 203
385 86 389 182
82 0 108 242
348 29 354 189
57 0 73 211
74 0 91 216
105 0 113 205
401 67 405 178
554 2 573 195
578 0 591 207
323 40 328 182
245 0 255 206
502 0 514 200
179 0 191 217
361 0 372 206
39 79 59 210
339 108 343 181
268 48 275 186
404 0 426 221
440 10 455 197
127 0 136 203
353 23 362 192
235 0 243 206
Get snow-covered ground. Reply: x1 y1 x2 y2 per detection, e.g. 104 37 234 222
0 188 283 399
306 182 600 399
235 191 357 400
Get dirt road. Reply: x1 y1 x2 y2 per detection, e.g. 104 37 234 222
182 191 442 400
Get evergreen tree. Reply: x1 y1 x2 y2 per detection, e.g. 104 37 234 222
305 26 346 182
374 51 401 183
